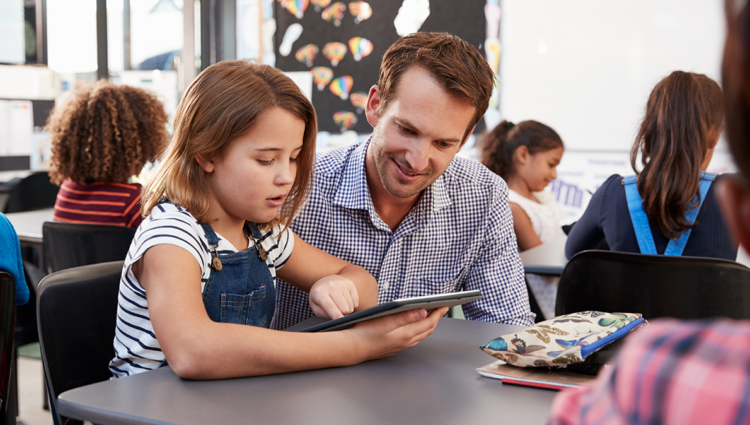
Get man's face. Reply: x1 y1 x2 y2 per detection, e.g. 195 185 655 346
364 66 476 200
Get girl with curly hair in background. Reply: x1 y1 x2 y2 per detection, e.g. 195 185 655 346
46 80 169 228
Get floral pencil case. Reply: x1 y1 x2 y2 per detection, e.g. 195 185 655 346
480 311 644 368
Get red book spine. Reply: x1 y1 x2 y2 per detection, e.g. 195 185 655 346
501 378 571 391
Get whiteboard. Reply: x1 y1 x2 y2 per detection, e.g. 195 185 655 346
500 0 726 152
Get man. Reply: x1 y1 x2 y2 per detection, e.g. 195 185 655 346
547 2 750 424
272 32 534 330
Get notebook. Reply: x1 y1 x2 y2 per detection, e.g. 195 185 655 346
477 360 596 390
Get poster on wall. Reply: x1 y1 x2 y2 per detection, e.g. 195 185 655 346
273 0 486 134
0 100 33 155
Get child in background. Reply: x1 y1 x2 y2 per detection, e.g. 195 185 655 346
480 120 567 319
109 60 446 379
565 71 736 261
46 81 169 228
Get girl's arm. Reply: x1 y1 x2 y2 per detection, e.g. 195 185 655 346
510 203 543 251
135 244 445 380
276 232 379 319
564 176 612 259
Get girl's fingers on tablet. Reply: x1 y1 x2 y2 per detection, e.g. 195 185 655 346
406 307 447 341
349 284 360 309
312 295 342 319
331 291 354 316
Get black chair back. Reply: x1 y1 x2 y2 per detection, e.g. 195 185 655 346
556 250 750 320
36 261 122 425
0 272 15 425
42 222 135 274
3 172 59 214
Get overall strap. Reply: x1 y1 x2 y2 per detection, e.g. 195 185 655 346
247 223 268 262
200 223 220 246
663 172 716 256
248 223 263 240
200 223 223 270
622 175 657 255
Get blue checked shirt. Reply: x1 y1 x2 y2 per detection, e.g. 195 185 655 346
271 141 535 329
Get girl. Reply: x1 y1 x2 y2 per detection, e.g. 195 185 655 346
480 120 567 319
46 81 169 228
481 120 567 251
565 71 737 260
109 61 446 379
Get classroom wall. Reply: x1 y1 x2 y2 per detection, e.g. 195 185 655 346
500 0 725 153
497 0 729 220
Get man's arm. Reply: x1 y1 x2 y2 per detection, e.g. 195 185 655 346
461 188 535 326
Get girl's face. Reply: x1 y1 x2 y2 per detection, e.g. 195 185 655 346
515 146 564 192
200 107 305 225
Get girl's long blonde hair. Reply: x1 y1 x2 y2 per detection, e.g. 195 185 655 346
141 61 317 228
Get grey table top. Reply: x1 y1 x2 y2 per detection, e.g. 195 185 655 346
5 207 53 244
519 236 569 276
0 170 33 183
57 317 557 425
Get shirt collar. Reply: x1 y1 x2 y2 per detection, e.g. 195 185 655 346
332 139 373 211
331 138 454 214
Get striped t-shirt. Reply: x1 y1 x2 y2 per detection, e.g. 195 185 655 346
109 202 294 378
53 180 143 228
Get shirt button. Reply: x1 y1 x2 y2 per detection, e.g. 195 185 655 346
382 281 389 290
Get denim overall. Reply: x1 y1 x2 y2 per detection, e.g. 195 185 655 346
622 172 716 256
200 222 275 327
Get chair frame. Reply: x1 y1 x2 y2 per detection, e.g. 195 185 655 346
555 249 750 320
36 261 123 425
42 221 136 275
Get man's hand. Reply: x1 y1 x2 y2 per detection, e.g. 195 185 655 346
309 275 360 319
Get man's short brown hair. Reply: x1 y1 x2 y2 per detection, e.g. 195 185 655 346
377 32 496 140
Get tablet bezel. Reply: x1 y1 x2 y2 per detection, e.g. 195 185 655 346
297 290 484 332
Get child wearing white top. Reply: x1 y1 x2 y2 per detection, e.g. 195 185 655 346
507 188 567 246
481 120 566 319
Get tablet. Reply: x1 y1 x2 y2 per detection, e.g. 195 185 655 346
297 290 484 332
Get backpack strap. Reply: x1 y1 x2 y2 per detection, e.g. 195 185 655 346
622 175 657 255
663 172 716 256
623 172 716 256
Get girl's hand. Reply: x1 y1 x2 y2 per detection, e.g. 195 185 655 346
348 306 448 361
309 275 360 319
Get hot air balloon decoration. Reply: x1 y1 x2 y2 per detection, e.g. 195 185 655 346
323 42 348 66
348 1 372 23
348 37 373 61
485 39 501 73
329 76 353 100
333 111 358 132
311 67 334 91
311 0 331 12
295 44 319 67
322 2 346 27
349 92 368 113
277 0 309 19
